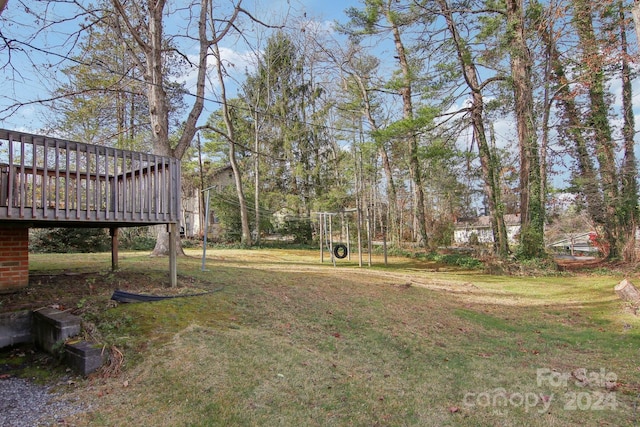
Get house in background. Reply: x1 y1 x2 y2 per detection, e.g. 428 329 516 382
453 214 521 246
181 165 234 239
454 214 604 256
548 232 600 256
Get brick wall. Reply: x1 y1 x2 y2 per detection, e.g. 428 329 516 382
0 227 29 291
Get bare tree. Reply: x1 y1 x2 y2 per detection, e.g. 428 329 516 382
210 29 252 246
108 0 255 254
0 2 96 120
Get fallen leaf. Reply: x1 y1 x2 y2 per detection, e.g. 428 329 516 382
605 381 618 391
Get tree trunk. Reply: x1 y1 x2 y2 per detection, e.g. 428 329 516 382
351 71 399 245
111 0 241 256
538 15 605 230
540 27 551 226
150 224 183 259
615 279 640 303
572 0 619 259
632 0 640 50
212 34 252 246
619 2 638 263
387 13 428 247
379 144 399 244
506 0 545 259
436 0 509 258
253 109 261 246
145 0 184 256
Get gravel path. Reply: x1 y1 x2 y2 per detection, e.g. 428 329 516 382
0 377 89 427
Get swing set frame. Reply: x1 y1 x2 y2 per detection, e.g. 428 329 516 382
316 208 387 267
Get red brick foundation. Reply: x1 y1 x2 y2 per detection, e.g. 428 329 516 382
0 227 29 292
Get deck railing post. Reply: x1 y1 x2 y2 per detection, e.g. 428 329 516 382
42 139 48 216
54 140 60 219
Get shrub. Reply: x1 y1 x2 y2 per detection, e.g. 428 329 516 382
119 227 157 251
425 252 483 269
30 228 111 253
209 189 274 244
278 218 313 244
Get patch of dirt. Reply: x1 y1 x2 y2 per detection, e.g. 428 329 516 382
554 257 640 276
483 256 635 276
1 270 214 314
554 257 607 271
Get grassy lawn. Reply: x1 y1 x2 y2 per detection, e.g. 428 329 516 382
24 249 640 426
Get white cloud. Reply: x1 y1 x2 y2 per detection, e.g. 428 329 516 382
177 47 261 98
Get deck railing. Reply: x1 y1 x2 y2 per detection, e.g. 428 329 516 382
0 129 181 225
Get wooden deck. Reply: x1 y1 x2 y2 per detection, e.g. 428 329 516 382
0 129 181 227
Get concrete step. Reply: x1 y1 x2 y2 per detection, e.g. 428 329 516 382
2 308 106 375
65 340 107 376
32 307 81 354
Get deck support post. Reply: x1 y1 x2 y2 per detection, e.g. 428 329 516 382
110 227 119 271
168 222 177 288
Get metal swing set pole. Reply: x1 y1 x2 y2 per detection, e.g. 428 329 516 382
317 212 339 266
319 212 324 263
328 213 335 266
201 185 216 271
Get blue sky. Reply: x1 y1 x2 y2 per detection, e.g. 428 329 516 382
0 0 362 132
295 0 360 20
1 0 638 194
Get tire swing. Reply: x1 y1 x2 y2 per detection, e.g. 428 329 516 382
333 243 348 259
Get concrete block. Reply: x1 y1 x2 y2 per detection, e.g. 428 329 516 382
32 308 81 353
65 341 106 376
0 310 32 349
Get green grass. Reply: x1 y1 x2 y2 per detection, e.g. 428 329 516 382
26 250 640 426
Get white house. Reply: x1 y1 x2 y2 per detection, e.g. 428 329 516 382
453 214 521 245
181 165 235 239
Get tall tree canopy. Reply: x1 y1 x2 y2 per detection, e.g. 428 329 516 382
2 0 638 261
